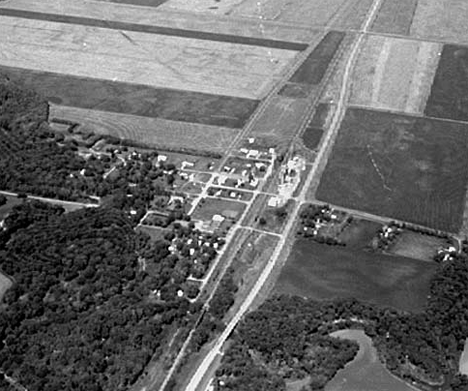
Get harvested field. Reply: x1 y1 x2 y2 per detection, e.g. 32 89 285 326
387 231 447 262
50 105 238 154
350 35 441 114
0 272 12 302
2 66 257 128
160 0 244 14
410 0 468 45
316 108 468 232
275 239 436 312
287 31 345 86
0 0 317 44
370 0 418 35
0 16 297 100
232 0 370 28
247 96 309 149
425 45 468 123
97 0 168 6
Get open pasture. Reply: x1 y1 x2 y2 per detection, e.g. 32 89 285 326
275 239 436 313
0 16 297 100
50 105 238 154
2 66 257 128
410 0 468 45
316 108 468 232
0 0 316 45
350 35 441 114
370 0 418 35
425 45 468 123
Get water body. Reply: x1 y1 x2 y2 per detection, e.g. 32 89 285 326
326 329 420 391
459 338 468 375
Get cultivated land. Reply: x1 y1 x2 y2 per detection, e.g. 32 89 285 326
370 0 418 36
0 0 317 44
275 239 436 313
425 45 468 123
410 0 468 45
0 16 297 100
350 35 441 114
1 67 257 128
316 108 468 232
49 105 237 154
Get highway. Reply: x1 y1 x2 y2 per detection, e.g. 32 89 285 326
183 0 384 389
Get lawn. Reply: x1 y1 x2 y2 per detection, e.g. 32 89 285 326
316 108 468 232
275 239 436 313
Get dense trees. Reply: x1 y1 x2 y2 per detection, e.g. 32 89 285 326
216 250 468 390
0 204 198 391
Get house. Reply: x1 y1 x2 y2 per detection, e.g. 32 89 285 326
268 196 280 207
157 155 167 163
181 161 195 170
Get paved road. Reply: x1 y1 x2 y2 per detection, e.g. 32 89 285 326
183 0 384 389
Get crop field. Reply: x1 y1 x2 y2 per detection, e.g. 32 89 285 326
350 36 441 114
50 105 238 154
316 108 468 232
2 67 258 128
425 45 468 123
410 0 468 45
280 31 345 98
387 231 448 262
247 96 309 150
275 239 436 313
0 0 317 44
370 0 418 35
0 16 297 100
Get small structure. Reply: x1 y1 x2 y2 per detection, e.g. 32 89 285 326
157 155 167 163
268 196 280 208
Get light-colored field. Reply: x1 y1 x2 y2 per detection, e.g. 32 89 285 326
0 0 316 43
160 0 244 14
0 16 297 99
0 272 12 302
460 339 468 376
350 35 441 114
231 0 348 26
410 0 468 45
50 105 238 153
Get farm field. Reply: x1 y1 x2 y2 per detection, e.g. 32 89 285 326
275 239 436 313
247 96 309 150
0 16 297 100
370 0 418 35
50 105 238 154
316 108 468 232
387 231 447 263
0 0 317 45
425 45 468 123
1 67 257 128
350 35 441 114
410 0 468 45
280 31 345 98
302 103 330 150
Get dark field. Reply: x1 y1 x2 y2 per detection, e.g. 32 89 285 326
302 127 323 150
275 239 436 313
287 31 345 86
425 45 468 123
316 108 468 232
0 67 258 128
278 83 315 99
0 8 307 51
370 0 418 35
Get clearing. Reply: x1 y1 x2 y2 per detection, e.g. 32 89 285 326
316 108 468 232
350 35 441 114
0 272 12 302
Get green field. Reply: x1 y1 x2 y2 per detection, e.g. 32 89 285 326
275 238 436 313
316 108 468 232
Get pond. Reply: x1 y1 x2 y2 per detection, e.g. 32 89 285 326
325 329 421 391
